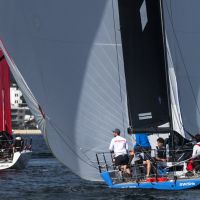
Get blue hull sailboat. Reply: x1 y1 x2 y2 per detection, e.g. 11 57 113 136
1 0 200 190
97 0 200 190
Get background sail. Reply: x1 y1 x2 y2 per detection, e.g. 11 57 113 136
118 0 170 129
0 0 129 181
163 0 200 138
0 41 46 136
0 48 12 134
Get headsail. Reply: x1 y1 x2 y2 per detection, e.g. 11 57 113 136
0 48 12 134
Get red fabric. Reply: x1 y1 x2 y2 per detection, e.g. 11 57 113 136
0 50 12 135
187 159 194 171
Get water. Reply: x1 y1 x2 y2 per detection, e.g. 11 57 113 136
0 135 198 200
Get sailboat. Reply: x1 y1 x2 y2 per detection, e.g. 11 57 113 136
0 42 32 170
97 0 200 190
0 0 200 190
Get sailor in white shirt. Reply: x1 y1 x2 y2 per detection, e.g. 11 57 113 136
109 128 129 167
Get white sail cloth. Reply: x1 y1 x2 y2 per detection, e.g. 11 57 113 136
0 0 129 181
167 39 185 138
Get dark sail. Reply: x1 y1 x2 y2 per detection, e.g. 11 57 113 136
118 0 171 129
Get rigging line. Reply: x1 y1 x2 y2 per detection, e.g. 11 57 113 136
111 0 126 135
164 0 200 118
47 119 98 170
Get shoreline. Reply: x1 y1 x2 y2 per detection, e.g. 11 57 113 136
13 129 42 135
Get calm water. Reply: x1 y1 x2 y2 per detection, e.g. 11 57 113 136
0 135 199 200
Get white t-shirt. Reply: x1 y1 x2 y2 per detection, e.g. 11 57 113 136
109 135 128 157
192 142 200 157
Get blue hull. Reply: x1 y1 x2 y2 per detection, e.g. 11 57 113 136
101 172 200 190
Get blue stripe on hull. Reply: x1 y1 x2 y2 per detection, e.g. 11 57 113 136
101 172 200 190
110 179 200 190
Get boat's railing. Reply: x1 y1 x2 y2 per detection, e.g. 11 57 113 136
0 137 32 159
96 148 196 183
0 140 14 160
22 138 32 151
96 152 115 173
96 148 193 173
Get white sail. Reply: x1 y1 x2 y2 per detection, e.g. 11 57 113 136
166 39 185 138
0 0 129 181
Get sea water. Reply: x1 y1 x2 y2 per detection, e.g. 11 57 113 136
0 134 198 200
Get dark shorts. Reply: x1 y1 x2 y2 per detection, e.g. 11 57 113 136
143 148 151 161
115 154 129 166
134 146 151 161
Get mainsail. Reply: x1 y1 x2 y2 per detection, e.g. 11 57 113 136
118 0 172 131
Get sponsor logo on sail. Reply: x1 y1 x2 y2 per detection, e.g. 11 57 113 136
138 112 152 120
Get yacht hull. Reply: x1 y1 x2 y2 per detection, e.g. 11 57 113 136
101 171 200 190
0 150 31 170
